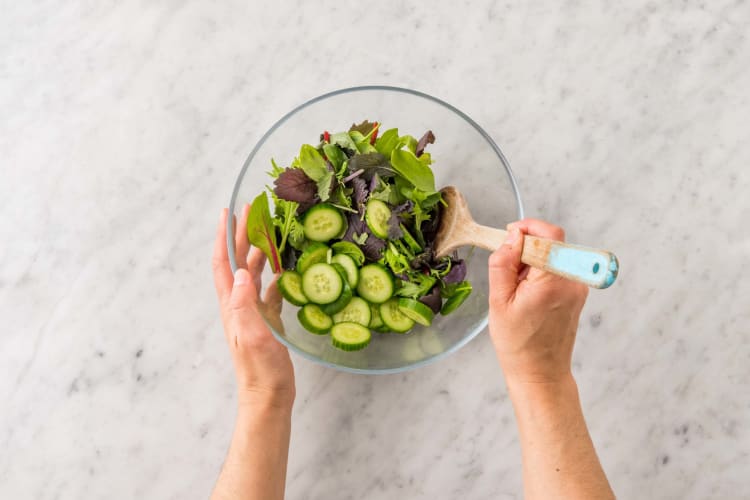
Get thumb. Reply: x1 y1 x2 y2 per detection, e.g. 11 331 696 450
488 226 524 305
229 268 259 314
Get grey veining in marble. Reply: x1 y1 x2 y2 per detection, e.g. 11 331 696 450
2 1 749 499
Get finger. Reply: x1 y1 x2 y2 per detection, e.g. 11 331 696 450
512 218 565 242
247 246 267 292
228 268 261 314
511 219 566 283
212 209 233 303
263 274 283 315
235 204 251 269
488 226 524 306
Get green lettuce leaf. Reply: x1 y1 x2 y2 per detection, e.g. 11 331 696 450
374 128 399 157
390 149 436 193
299 144 328 181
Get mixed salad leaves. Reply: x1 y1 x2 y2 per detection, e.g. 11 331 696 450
247 120 472 351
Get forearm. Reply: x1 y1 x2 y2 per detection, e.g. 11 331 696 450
211 403 292 500
506 374 614 500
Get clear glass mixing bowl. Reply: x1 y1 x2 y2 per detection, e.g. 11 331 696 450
228 86 523 374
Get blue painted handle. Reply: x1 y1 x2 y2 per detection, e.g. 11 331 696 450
544 242 619 289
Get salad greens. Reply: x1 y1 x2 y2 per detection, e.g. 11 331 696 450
248 120 472 351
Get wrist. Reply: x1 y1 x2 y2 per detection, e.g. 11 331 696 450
237 387 295 417
505 371 578 403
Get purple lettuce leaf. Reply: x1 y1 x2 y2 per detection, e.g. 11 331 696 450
443 259 467 284
415 130 435 157
273 168 317 212
350 177 369 212
419 285 443 315
347 153 395 180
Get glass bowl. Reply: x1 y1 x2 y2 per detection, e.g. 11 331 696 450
228 86 523 374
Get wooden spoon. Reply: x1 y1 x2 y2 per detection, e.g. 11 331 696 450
434 186 619 289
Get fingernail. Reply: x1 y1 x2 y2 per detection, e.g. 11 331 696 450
234 268 250 286
505 227 520 246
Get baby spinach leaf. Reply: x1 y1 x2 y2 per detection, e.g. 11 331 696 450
298 144 328 181
396 134 418 154
246 191 281 273
374 128 399 157
330 132 358 155
390 149 436 193
323 143 347 172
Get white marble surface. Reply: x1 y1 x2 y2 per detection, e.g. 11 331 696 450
2 1 749 498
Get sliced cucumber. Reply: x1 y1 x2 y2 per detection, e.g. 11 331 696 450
331 253 358 288
298 304 333 335
333 297 371 326
319 264 353 314
364 199 391 239
331 241 365 265
301 263 343 305
277 271 308 306
303 204 345 242
296 242 329 274
357 264 394 304
369 303 384 329
441 281 472 315
397 298 434 326
330 322 371 351
379 298 415 333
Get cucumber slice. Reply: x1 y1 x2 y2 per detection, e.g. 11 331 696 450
331 254 358 288
333 297 371 326
331 241 365 265
397 298 434 326
357 264 394 304
319 264 353 314
303 204 345 242
301 263 343 305
298 304 333 335
441 282 472 315
379 298 415 333
277 271 308 306
296 242 329 274
364 199 391 239
369 303 384 329
330 322 372 351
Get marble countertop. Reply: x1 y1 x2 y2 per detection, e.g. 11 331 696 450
2 1 748 498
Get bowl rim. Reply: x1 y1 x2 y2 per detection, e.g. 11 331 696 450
228 85 524 374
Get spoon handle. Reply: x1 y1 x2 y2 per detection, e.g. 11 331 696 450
521 235 619 289
468 225 619 289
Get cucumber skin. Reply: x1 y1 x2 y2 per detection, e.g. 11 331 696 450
277 271 309 306
296 242 329 274
331 253 359 288
365 199 391 239
379 298 415 333
301 263 343 305
397 298 434 326
333 297 372 327
357 264 395 304
330 322 371 351
298 305 332 335
303 204 344 242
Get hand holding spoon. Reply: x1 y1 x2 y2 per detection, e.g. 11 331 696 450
433 187 619 289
